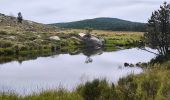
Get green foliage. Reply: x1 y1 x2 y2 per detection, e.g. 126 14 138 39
117 75 138 100
17 12 23 23
0 40 13 48
141 74 161 100
77 79 118 100
0 31 84 56
104 38 136 47
54 18 146 32
0 48 15 55
24 90 83 100
145 2 170 55
0 93 20 100
160 80 170 100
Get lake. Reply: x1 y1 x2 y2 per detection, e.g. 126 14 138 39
0 47 157 95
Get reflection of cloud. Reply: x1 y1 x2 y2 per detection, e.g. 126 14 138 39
0 0 164 23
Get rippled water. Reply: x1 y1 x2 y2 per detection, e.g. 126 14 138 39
0 48 157 95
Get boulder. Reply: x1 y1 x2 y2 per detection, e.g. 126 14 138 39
78 33 86 38
49 36 60 41
90 36 103 46
82 34 104 48
77 33 105 48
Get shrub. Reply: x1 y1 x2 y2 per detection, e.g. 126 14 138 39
141 74 161 100
0 48 15 55
0 40 13 48
117 75 138 100
0 31 8 35
78 79 118 100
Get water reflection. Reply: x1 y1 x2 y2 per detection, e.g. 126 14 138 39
0 48 157 95
83 48 103 64
85 57 93 63
0 48 105 64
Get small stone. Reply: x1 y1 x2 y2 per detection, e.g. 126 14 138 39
129 64 135 67
124 63 129 67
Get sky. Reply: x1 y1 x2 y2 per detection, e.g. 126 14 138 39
0 0 168 24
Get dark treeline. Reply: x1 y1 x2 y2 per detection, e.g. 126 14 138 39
53 18 146 32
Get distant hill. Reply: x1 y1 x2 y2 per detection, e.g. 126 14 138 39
52 17 146 32
0 13 59 33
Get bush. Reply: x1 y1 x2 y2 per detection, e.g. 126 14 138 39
141 74 161 100
77 79 118 100
0 48 15 55
0 40 13 48
0 31 8 35
117 75 138 100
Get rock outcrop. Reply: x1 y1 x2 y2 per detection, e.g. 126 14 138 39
78 33 105 49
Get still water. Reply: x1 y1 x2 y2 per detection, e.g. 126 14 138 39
0 48 157 95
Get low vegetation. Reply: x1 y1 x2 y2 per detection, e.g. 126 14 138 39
0 29 143 56
0 30 85 56
63 29 144 47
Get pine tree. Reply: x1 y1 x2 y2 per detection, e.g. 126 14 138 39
144 2 170 55
17 12 23 23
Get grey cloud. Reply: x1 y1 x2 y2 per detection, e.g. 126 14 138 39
0 0 167 24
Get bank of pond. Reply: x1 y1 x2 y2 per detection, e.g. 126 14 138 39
0 47 164 100
0 31 141 56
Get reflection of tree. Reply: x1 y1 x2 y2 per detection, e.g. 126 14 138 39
83 48 103 64
83 48 103 57
85 56 93 64
0 48 104 64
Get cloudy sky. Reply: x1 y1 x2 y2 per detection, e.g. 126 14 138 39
0 0 168 24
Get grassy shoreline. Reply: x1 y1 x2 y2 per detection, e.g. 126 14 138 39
0 30 143 56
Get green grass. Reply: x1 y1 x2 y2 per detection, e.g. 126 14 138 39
0 31 85 56
62 29 143 40
0 29 143 56
62 29 143 48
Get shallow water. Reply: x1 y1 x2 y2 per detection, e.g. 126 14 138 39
0 48 157 95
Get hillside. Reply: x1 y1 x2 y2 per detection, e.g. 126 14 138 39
52 17 146 32
0 13 143 56
0 13 83 56
0 13 59 33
